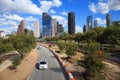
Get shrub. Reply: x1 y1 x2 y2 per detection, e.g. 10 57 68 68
82 42 105 80
82 42 100 54
65 41 77 57
12 57 21 67
57 41 65 52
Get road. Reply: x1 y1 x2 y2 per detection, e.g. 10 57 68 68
29 45 68 80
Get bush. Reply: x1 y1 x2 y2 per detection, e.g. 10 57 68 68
65 41 77 57
12 57 21 67
82 42 100 54
82 42 105 80
57 41 66 52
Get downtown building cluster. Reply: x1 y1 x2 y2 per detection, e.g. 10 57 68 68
42 13 64 38
12 11 75 38
16 12 119 39
83 13 117 33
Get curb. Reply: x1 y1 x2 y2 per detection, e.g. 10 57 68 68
50 48 76 80
42 44 76 80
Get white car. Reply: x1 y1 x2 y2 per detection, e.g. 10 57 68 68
39 58 48 69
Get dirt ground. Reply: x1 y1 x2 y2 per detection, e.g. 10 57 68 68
0 49 38 80
49 43 120 80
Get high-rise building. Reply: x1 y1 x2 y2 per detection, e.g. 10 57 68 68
87 15 94 31
57 23 63 35
17 20 25 34
83 25 86 33
34 21 40 38
94 20 98 27
52 19 57 36
68 12 75 34
42 13 52 37
106 13 112 27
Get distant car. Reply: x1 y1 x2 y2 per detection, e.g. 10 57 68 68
39 58 48 69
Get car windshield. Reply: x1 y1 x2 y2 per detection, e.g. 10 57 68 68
40 62 46 64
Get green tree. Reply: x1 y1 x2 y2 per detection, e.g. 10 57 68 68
102 26 120 45
0 38 14 55
84 30 96 42
82 42 105 80
73 33 83 47
57 41 65 52
65 41 77 58
92 27 106 43
52 36 59 41
12 56 21 67
59 32 68 42
13 33 36 58
45 36 53 42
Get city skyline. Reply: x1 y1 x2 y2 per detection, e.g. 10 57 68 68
0 0 120 34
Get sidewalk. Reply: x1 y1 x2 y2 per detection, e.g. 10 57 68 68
0 49 38 80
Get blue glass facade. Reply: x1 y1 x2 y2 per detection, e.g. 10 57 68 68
87 15 94 31
42 13 52 37
94 20 98 27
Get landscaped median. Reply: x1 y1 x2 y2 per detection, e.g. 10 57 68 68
40 43 76 80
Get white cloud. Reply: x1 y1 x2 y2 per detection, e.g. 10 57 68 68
3 14 23 21
0 0 41 15
50 9 56 14
53 0 62 7
0 0 62 15
0 13 38 34
76 25 83 33
88 3 98 13
2 13 38 21
0 20 18 34
25 16 38 21
0 20 17 26
39 0 62 13
51 15 67 27
0 0 63 34
95 18 106 25
60 11 68 16
89 0 120 14
0 18 6 22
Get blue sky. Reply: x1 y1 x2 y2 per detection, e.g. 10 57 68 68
0 0 120 34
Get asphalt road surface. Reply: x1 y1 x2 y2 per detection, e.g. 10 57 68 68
29 45 68 80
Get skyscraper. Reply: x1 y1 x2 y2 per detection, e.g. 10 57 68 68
86 15 94 31
68 12 75 34
106 13 112 27
94 20 98 27
57 23 63 35
83 24 86 33
42 13 52 37
17 20 25 34
52 19 57 36
34 21 40 38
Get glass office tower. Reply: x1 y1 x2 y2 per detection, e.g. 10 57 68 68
87 15 94 31
42 13 52 38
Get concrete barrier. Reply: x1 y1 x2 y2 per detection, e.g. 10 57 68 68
49 48 76 80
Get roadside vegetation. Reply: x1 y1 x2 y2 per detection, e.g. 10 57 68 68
0 32 36 67
43 25 120 80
